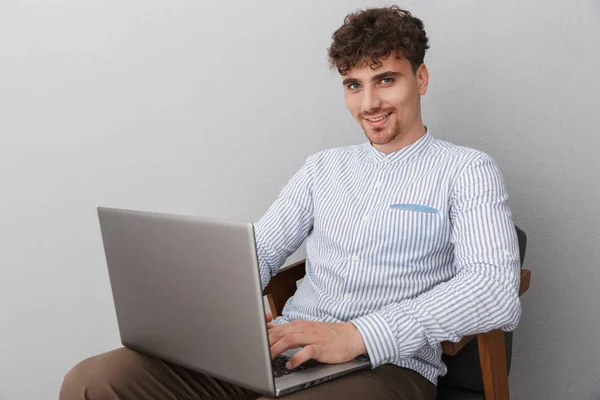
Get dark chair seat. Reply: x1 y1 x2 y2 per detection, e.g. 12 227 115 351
437 383 484 400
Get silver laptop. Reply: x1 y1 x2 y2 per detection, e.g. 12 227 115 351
97 207 370 397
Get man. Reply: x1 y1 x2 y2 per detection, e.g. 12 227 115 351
60 6 521 400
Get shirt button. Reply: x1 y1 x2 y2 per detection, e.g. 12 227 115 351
503 250 512 256
344 293 352 300
383 156 390 162
362 215 369 222
351 255 359 263
374 181 382 188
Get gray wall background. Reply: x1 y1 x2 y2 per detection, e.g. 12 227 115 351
1 0 599 399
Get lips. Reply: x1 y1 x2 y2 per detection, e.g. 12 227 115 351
364 112 391 127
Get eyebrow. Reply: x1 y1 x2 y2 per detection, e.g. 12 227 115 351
342 71 402 86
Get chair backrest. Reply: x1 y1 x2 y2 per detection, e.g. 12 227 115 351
438 225 527 392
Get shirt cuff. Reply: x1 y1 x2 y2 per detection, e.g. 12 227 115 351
350 312 399 368
378 303 429 358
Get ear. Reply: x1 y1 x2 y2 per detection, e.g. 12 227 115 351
416 63 429 95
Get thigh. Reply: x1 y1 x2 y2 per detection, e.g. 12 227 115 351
60 347 262 400
258 365 435 400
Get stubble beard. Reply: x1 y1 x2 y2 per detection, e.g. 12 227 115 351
363 117 405 146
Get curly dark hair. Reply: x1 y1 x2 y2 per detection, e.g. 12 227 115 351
328 5 430 75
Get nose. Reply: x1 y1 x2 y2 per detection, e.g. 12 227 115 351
361 86 382 114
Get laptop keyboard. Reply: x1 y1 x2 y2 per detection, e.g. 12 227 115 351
272 355 320 378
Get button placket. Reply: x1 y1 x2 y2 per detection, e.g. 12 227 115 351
342 169 384 300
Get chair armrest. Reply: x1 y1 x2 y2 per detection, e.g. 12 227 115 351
519 269 531 296
478 329 510 399
474 269 531 400
263 260 306 318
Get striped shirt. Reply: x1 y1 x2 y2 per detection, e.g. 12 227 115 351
254 130 522 384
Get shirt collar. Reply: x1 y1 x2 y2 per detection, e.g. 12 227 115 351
364 128 433 165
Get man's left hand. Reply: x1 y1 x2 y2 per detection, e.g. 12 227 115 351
268 319 367 369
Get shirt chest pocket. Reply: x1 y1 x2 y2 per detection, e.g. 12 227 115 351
377 201 445 253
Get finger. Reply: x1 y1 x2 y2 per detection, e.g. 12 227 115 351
287 345 320 369
265 312 273 323
267 324 279 346
270 333 306 359
270 332 314 359
268 319 310 340
268 326 280 347
268 322 309 349
268 327 286 349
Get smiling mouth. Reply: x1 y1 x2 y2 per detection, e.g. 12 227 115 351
364 112 391 122
364 112 392 127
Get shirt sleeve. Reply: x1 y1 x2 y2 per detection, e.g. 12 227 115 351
350 153 522 367
254 155 315 290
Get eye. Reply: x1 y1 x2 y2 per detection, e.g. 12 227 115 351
347 83 360 90
380 77 394 84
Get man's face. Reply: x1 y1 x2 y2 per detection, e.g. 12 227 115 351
342 54 429 152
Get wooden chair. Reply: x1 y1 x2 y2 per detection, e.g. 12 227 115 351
263 226 531 400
